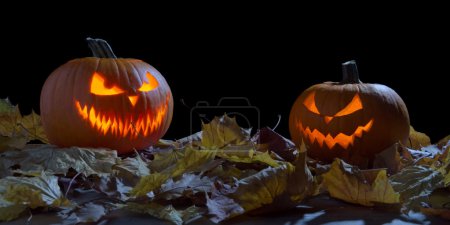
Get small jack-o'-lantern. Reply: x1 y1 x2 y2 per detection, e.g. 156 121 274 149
40 38 173 154
289 60 409 168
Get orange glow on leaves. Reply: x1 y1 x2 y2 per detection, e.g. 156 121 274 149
138 72 159 92
90 72 124 95
298 119 374 149
75 95 170 138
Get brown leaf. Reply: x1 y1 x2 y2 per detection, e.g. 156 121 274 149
406 126 431 150
206 194 244 223
322 159 400 206
0 99 48 144
0 145 118 177
201 115 250 148
251 127 298 162
373 142 403 175
206 151 315 222
390 165 444 212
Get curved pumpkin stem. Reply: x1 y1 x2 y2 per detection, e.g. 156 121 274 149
341 60 361 84
86 37 117 59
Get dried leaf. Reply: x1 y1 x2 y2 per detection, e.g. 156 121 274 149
158 173 212 200
0 99 47 144
373 142 403 175
91 176 131 201
206 194 244 223
132 148 217 197
406 126 431 150
20 110 48 143
57 202 106 225
0 199 27 222
251 127 298 162
150 149 184 172
216 149 280 168
420 207 450 220
0 98 22 137
207 151 315 222
390 165 444 212
201 115 250 148
0 172 71 221
113 154 150 185
0 135 27 152
0 145 118 177
125 202 204 225
322 159 400 206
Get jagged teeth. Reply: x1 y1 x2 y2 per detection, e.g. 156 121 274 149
75 101 168 138
297 119 373 149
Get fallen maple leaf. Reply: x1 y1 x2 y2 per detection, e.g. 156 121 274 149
0 99 48 147
0 145 118 177
56 202 106 225
132 148 217 197
251 127 298 162
125 202 204 225
390 165 444 212
206 151 315 222
407 126 431 150
0 172 71 221
322 159 400 206
420 188 450 220
201 115 251 148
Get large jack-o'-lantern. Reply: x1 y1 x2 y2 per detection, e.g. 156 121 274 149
289 60 409 168
40 38 173 154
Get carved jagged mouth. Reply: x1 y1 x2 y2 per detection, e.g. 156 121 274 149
75 96 170 138
297 119 374 149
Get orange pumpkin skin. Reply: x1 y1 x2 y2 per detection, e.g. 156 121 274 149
289 61 409 168
40 38 173 154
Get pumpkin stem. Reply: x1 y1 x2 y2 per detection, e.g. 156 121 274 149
86 37 117 59
341 60 361 84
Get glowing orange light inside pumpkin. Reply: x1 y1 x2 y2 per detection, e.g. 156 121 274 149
298 119 373 149
75 95 170 138
303 91 320 114
138 72 159 92
90 72 124 95
128 95 139 107
334 93 363 117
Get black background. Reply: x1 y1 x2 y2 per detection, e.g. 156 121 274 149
1 5 448 142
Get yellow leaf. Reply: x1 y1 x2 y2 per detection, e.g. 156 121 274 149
132 148 217 197
0 99 48 146
0 199 27 222
406 126 431 150
0 172 71 221
0 98 21 137
323 159 400 206
201 115 249 148
207 151 315 222
420 188 450 220
217 149 281 168
19 110 48 143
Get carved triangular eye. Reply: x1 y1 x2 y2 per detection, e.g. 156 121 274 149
138 72 159 92
334 93 363 117
90 72 124 95
303 91 320 114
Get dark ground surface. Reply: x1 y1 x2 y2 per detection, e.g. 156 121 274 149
3 193 447 225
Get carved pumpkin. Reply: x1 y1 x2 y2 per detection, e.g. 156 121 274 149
40 38 173 154
289 60 409 168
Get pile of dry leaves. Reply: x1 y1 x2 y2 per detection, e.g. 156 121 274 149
0 99 449 224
